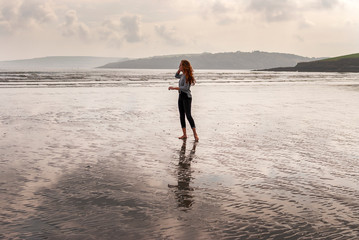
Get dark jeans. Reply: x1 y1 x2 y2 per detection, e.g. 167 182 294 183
178 92 196 128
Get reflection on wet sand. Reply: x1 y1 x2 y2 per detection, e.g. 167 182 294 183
168 140 197 210
3 159 172 239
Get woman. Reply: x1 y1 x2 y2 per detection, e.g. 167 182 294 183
168 60 199 141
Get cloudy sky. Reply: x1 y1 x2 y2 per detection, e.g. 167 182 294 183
0 0 358 60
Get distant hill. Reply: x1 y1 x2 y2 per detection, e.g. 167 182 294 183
0 56 128 70
260 53 359 72
98 51 319 70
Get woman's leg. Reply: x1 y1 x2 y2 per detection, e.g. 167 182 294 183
178 96 187 139
183 97 199 141
192 127 199 141
178 96 186 128
183 97 195 128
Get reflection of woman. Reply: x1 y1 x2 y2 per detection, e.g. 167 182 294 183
168 140 197 209
168 60 199 141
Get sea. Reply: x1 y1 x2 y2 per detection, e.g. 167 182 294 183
1 69 358 239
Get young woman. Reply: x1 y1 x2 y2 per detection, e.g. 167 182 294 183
168 60 199 141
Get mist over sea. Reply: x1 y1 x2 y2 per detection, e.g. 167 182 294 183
1 69 359 239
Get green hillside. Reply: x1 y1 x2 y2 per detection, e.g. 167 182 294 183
321 53 359 62
261 53 359 72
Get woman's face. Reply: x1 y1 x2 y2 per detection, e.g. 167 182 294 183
179 62 183 71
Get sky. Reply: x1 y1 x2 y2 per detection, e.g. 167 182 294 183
0 0 358 61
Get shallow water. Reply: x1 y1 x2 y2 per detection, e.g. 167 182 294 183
1 70 359 239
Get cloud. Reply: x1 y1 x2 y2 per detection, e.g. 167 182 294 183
120 15 142 43
201 0 238 25
0 21 10 34
19 0 57 23
96 15 143 48
60 11 144 45
245 0 341 25
60 10 90 40
298 18 315 29
212 0 230 14
247 0 298 22
0 1 19 20
315 0 339 9
0 0 57 33
98 19 123 47
155 25 182 46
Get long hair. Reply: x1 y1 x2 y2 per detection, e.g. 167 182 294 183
181 60 196 85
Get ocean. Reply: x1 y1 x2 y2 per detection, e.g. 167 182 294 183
1 69 359 239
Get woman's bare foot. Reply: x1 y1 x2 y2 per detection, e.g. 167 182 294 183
178 135 187 139
191 128 199 142
194 135 199 142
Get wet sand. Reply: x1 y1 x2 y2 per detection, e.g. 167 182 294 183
1 73 359 239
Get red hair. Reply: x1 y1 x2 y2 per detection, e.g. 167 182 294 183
181 60 196 85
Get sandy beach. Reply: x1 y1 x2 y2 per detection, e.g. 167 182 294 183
1 70 359 239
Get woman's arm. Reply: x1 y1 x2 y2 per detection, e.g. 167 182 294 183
169 75 190 91
175 70 181 79
170 69 181 90
168 86 179 90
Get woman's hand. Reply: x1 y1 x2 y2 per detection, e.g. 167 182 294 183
178 63 182 72
168 86 173 90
